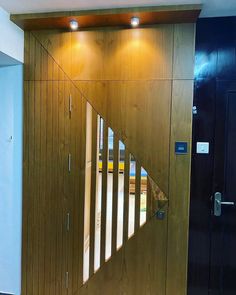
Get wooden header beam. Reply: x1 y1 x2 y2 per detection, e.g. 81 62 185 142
11 4 201 31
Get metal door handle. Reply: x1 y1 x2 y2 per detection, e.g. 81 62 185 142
216 200 235 206
214 192 235 217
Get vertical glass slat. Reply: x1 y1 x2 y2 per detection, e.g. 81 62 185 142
100 121 108 265
140 167 147 226
123 149 130 243
94 117 103 272
83 102 92 282
89 111 99 277
135 162 141 232
117 141 125 249
112 135 119 254
105 128 114 260
128 155 136 238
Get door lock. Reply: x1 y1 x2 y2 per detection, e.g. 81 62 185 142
214 192 235 217
156 210 165 220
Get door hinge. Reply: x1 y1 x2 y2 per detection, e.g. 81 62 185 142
66 213 70 231
65 271 69 289
69 94 72 117
68 153 71 173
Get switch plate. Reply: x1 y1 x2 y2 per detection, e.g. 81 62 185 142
175 142 188 154
196 142 209 154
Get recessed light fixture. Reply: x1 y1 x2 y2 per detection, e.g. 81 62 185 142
131 16 140 27
70 19 79 30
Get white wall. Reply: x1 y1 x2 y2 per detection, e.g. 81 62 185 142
0 7 24 63
0 7 24 295
0 65 23 295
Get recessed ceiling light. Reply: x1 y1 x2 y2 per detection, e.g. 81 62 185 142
70 20 79 30
131 16 140 27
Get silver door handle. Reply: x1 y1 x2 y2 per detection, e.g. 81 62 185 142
216 200 235 206
214 192 235 217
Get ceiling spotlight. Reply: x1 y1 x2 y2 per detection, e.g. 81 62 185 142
70 19 79 30
131 16 140 27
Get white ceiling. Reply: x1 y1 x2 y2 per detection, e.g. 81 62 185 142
0 0 236 17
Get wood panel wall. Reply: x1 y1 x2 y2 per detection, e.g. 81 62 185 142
23 23 195 295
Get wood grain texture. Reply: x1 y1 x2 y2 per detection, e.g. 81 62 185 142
33 27 174 194
22 21 195 294
166 80 194 295
24 32 30 80
106 81 171 195
72 80 172 194
79 216 168 295
173 23 196 80
146 177 153 220
22 81 66 295
22 35 86 294
51 80 59 295
11 4 201 30
35 27 174 80
77 96 87 287
70 88 85 293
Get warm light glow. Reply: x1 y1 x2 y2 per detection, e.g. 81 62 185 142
131 17 140 27
70 20 79 30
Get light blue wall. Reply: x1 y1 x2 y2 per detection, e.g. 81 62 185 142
0 64 23 295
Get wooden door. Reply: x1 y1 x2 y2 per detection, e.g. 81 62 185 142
22 24 195 295
189 81 236 295
209 82 236 294
188 17 236 295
